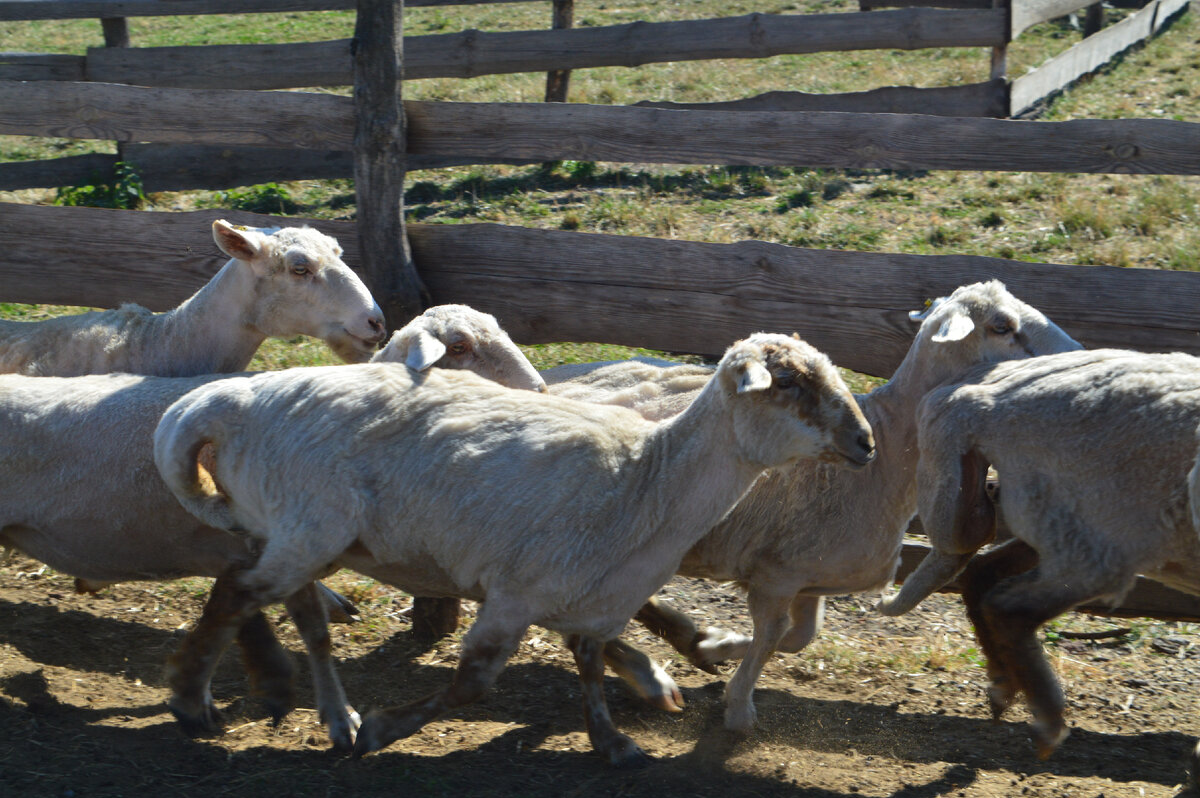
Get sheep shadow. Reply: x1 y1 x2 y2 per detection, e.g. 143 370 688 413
0 595 1192 791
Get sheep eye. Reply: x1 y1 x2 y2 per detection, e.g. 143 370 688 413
990 321 1013 335
775 374 795 389
448 342 469 355
291 265 309 276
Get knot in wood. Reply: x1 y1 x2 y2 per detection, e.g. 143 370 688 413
1112 143 1139 160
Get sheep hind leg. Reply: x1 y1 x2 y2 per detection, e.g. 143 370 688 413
283 583 360 752
635 596 751 673
775 595 824 653
723 590 792 734
353 602 527 758
166 575 266 736
980 566 1108 759
233 610 296 726
602 638 684 712
570 635 651 768
960 539 1039 721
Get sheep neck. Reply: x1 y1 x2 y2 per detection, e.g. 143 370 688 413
139 258 265 376
592 376 766 607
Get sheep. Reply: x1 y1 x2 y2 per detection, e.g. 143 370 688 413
152 333 876 765
883 348 1200 761
0 304 546 751
0 219 386 377
539 281 1082 732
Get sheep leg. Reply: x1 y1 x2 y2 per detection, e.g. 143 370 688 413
722 589 793 733
979 566 1103 759
602 638 684 712
283 583 361 752
353 602 527 757
776 595 825 653
232 610 296 725
410 596 461 642
569 635 651 768
166 575 264 735
878 449 995 616
960 539 1039 720
634 597 750 673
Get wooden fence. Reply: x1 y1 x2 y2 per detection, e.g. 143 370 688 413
3 0 1200 621
0 0 1189 193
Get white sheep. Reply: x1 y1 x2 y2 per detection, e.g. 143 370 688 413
540 281 1082 732
885 348 1200 762
152 334 876 765
0 219 386 376
0 304 545 751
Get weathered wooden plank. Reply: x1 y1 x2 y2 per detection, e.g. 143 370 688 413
6 85 1200 175
353 0 424 328
860 0 990 8
81 9 1007 89
1011 0 1188 115
0 81 354 149
406 222 1200 375
86 40 352 90
407 101 1200 175
896 543 1200 622
0 204 358 309
0 52 85 81
636 80 1009 119
0 0 536 19
1012 0 1113 36
7 208 1200 374
0 152 117 190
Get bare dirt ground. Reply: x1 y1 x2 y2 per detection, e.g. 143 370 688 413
1 554 1197 798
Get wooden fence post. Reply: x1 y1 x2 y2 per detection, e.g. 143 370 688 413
101 17 131 174
544 0 573 102
353 0 426 332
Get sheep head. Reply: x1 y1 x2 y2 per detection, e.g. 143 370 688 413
373 304 547 393
212 220 386 363
719 333 875 471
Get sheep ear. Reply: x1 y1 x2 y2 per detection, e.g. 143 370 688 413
909 296 945 324
405 330 447 372
212 219 263 262
736 359 773 394
931 312 976 343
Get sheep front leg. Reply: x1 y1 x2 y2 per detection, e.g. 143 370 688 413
602 638 684 712
960 539 1039 720
723 590 792 734
635 597 750 673
283 583 360 752
166 575 267 735
569 635 651 768
353 601 527 757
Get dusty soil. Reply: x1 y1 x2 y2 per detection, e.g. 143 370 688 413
1 554 1197 798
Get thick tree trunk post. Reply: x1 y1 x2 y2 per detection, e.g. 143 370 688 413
354 0 452 642
101 18 131 172
544 0 574 103
1083 1 1105 36
353 0 425 332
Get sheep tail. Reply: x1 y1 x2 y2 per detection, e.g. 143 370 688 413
153 389 244 534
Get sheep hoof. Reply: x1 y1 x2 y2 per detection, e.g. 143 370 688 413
352 709 421 758
1032 719 1069 760
323 706 361 753
692 628 751 673
1189 740 1200 789
986 680 1018 721
606 737 651 769
722 702 757 735
168 696 224 737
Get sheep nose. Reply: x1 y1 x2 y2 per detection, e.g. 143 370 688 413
366 315 386 342
856 433 877 463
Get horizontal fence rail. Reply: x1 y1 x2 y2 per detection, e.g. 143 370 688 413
4 86 1200 175
6 204 1200 376
4 9 1008 90
1012 0 1188 115
3 203 1200 622
0 0 536 20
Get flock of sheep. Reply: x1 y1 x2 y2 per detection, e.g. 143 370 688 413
1 220 1198 780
